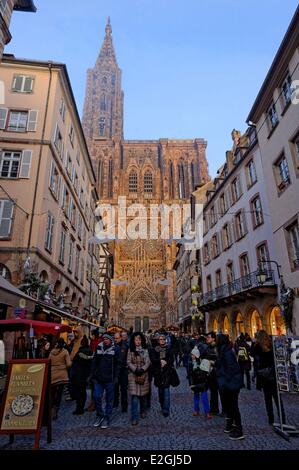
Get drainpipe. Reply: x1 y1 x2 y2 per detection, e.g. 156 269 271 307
27 62 53 255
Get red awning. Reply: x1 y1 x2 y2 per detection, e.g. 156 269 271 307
0 319 72 335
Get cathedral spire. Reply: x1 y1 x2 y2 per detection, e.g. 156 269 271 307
98 16 117 65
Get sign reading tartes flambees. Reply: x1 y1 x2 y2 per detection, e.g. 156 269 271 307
1 363 46 430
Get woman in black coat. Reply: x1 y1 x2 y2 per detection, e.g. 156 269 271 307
71 335 93 415
216 334 244 440
251 330 285 425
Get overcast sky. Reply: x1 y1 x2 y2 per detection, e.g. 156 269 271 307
6 0 299 177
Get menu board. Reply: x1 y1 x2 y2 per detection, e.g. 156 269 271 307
273 336 299 393
0 362 47 431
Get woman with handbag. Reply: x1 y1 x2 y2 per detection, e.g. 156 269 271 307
251 330 285 425
127 332 151 426
187 347 211 419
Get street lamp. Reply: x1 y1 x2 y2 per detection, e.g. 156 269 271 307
256 260 282 285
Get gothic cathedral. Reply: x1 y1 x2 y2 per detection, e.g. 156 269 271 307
82 18 210 330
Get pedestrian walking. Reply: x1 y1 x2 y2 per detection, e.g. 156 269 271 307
113 331 129 412
87 328 102 411
127 332 151 426
205 331 223 415
215 334 244 440
149 333 175 417
91 333 121 429
71 335 93 415
235 333 251 390
251 330 285 425
187 347 211 419
49 337 72 420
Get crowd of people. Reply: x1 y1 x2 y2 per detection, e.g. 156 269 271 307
38 326 284 441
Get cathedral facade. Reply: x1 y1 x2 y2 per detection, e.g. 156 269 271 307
82 18 210 330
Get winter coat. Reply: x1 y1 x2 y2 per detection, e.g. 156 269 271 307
187 358 209 392
251 344 275 390
91 341 121 384
127 348 151 396
90 337 102 353
49 347 72 385
216 344 243 392
71 345 93 387
117 340 129 369
149 345 174 389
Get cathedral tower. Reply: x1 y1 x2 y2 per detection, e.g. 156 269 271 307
82 17 124 142
83 19 210 331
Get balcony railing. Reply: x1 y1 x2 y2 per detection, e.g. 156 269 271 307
199 269 275 307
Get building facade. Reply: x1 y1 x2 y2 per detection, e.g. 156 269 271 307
0 0 36 61
246 6 299 335
199 127 283 340
82 19 210 330
0 56 101 322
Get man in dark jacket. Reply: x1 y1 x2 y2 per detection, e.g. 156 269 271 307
113 332 129 412
149 334 174 417
91 333 120 429
206 331 222 415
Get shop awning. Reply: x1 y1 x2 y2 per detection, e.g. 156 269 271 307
0 318 72 335
0 275 36 311
37 300 105 331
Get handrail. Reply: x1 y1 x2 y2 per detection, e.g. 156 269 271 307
199 269 275 306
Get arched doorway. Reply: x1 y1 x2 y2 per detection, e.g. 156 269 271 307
39 270 48 283
270 306 286 336
250 309 262 337
213 318 218 333
223 315 230 335
235 312 245 337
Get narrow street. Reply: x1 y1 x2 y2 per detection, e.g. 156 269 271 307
1 367 299 450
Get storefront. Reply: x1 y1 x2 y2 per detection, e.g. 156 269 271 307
270 306 286 336
250 309 263 337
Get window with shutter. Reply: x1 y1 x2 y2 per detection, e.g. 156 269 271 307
12 75 34 93
0 200 14 238
59 228 66 263
45 212 55 252
0 108 8 129
27 110 38 132
19 150 32 178
7 111 28 132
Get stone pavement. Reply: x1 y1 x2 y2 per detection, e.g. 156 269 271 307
1 367 299 450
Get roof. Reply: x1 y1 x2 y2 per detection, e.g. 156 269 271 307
13 0 37 12
0 275 36 310
247 5 299 123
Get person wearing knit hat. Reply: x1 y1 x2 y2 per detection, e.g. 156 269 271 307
187 347 211 419
191 347 200 359
102 333 113 342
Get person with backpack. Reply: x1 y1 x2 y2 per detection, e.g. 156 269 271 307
187 347 211 419
235 333 251 390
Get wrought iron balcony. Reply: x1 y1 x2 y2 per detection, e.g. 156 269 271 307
199 269 275 308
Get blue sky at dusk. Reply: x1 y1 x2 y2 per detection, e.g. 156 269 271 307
6 0 299 178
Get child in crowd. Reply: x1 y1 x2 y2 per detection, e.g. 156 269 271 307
188 347 211 419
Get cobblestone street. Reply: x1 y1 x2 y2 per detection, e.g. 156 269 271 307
1 367 299 450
